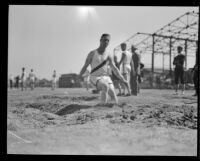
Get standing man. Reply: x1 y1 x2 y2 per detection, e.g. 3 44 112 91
51 70 56 90
130 45 141 95
173 46 185 95
9 74 14 89
79 34 129 105
192 41 198 96
15 75 20 88
118 43 132 96
82 69 90 91
29 69 36 90
21 67 27 91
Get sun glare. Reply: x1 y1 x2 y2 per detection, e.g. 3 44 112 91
78 7 97 20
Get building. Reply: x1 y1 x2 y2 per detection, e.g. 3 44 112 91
58 73 81 88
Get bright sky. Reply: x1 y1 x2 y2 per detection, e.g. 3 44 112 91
8 5 198 79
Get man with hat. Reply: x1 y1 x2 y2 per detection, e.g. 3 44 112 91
191 41 198 96
130 45 141 95
173 46 185 95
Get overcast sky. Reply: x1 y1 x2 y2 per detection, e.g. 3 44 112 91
8 5 198 79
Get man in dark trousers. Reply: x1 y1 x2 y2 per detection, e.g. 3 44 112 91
15 75 20 88
173 46 185 95
192 41 198 96
130 45 141 95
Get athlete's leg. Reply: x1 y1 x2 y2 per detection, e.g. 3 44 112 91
31 80 35 90
113 79 122 95
123 73 131 95
131 73 138 95
120 73 128 94
180 70 185 94
51 81 54 90
97 79 109 104
174 70 179 94
116 81 122 95
24 80 27 91
108 83 118 104
21 81 24 91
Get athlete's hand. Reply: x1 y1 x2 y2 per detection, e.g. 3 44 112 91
123 80 129 88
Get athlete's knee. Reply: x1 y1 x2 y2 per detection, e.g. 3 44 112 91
102 83 109 92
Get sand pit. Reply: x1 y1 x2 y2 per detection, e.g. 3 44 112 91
7 88 197 155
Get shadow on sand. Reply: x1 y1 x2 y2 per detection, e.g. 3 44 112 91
55 104 92 115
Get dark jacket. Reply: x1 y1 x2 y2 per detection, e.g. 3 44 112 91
132 52 141 75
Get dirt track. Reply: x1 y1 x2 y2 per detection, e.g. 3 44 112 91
7 88 197 155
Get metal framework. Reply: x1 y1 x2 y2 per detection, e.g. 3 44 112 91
114 11 199 75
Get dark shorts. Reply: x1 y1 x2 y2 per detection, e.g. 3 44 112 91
174 68 184 84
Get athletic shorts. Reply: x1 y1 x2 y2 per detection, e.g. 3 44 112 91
90 75 113 89
122 64 131 74
174 68 184 84
30 77 35 83
21 79 27 84
52 78 56 83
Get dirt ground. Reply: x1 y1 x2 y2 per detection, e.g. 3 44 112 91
7 87 198 155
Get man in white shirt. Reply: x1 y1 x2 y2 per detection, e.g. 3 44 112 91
9 74 14 89
21 67 27 91
29 69 35 90
51 70 56 90
118 43 133 96
79 34 129 105
131 45 141 95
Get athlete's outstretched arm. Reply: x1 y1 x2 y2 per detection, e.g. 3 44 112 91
79 51 94 78
108 56 126 83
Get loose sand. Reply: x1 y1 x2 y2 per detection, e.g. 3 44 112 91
7 88 197 155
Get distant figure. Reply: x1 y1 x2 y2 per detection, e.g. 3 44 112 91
9 74 14 89
15 75 20 88
29 69 36 90
51 70 56 90
21 67 27 91
71 79 75 87
192 41 198 96
130 45 141 95
111 54 122 96
138 62 144 84
82 70 90 90
79 33 129 105
118 43 132 96
156 75 161 89
173 46 185 95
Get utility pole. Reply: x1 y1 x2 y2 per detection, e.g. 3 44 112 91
169 37 172 75
162 52 165 73
151 34 155 88
185 40 188 69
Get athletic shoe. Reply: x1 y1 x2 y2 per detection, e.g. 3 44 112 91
173 91 178 95
125 93 131 97
181 91 185 95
